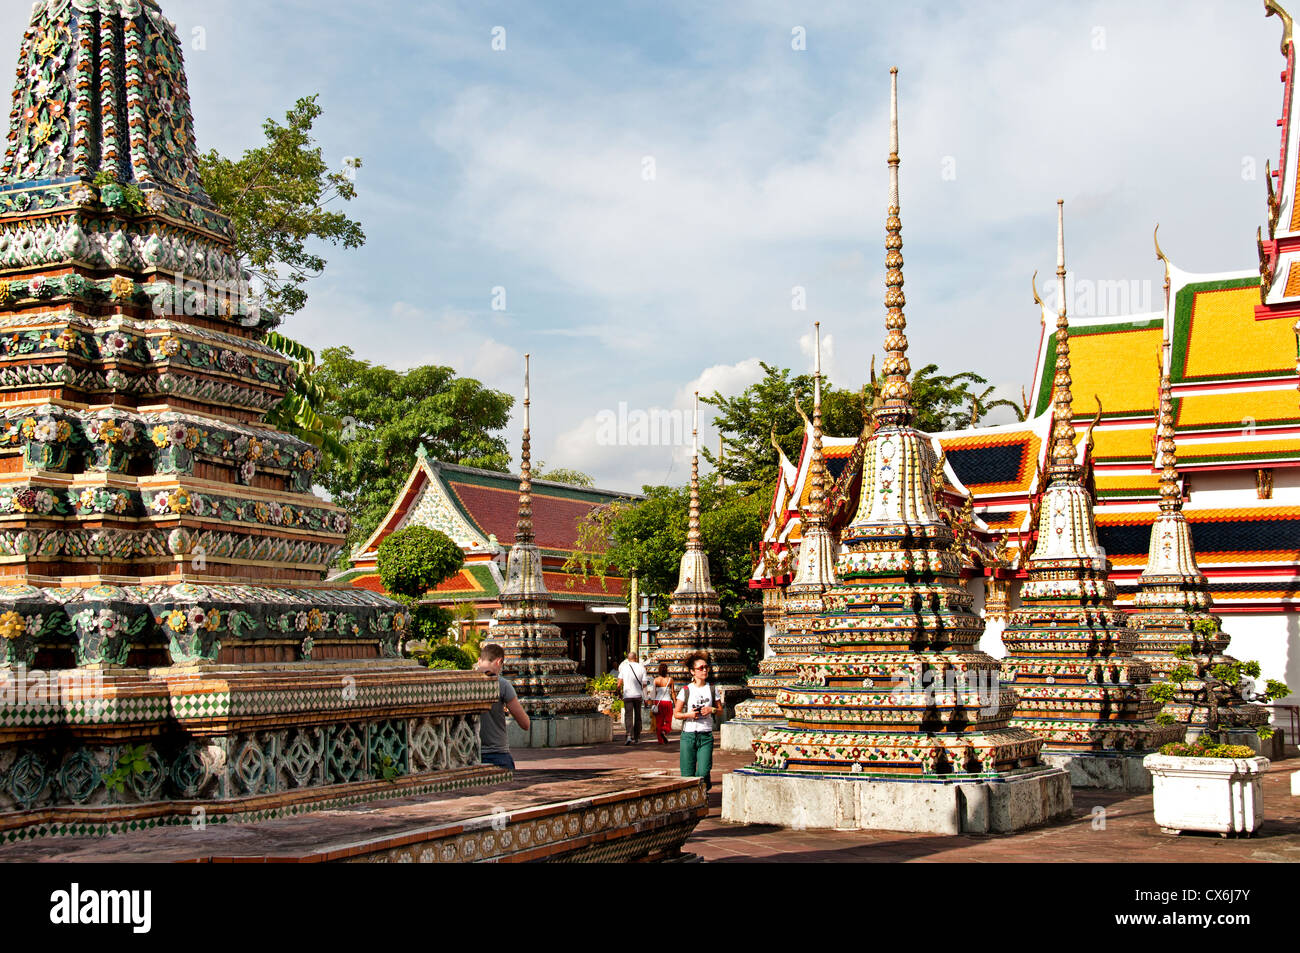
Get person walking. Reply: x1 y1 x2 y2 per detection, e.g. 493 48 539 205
616 650 649 745
674 650 719 791
650 662 675 744
474 642 530 771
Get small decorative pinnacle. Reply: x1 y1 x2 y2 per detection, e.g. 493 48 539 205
687 391 702 549
807 322 827 519
1156 342 1182 512
878 66 912 426
1048 199 1080 481
516 353 534 543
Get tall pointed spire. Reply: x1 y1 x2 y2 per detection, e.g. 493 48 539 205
515 354 534 543
878 67 912 425
808 322 826 516
1047 199 1079 481
687 392 702 549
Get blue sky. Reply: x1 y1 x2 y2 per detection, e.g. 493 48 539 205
1 1 1286 491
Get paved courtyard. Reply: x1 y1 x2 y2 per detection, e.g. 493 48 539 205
515 727 1300 862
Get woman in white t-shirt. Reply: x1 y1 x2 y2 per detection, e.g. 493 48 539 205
673 650 719 791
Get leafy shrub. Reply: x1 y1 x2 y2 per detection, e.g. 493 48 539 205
1159 739 1256 759
587 672 619 695
429 642 473 669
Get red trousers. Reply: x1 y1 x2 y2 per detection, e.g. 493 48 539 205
653 701 674 742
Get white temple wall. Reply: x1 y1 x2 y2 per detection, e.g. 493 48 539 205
1223 612 1299 712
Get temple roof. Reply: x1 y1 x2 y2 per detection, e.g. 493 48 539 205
352 455 641 563
1028 268 1300 476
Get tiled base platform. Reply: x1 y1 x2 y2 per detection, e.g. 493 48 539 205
722 766 1073 834
0 768 707 863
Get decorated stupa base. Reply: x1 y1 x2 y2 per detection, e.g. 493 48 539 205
1127 512 1269 738
646 590 747 713
0 662 507 839
491 549 609 748
0 0 518 837
1002 572 1183 791
723 595 823 749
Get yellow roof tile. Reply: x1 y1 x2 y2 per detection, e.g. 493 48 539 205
1183 286 1294 380
1176 388 1300 429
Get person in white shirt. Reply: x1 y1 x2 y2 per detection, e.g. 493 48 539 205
616 651 649 745
673 650 719 791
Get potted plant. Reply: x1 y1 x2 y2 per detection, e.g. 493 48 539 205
587 672 621 719
1144 640 1289 837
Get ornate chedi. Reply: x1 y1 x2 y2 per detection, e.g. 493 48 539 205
645 395 745 705
1127 342 1268 735
999 201 1180 791
725 71 1069 834
0 0 501 837
490 356 608 746
724 323 837 750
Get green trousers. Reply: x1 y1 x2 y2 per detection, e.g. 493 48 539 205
680 729 714 788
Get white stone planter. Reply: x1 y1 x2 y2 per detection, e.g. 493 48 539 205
1143 754 1270 836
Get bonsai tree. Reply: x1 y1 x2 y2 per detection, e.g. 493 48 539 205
1150 619 1290 758
376 526 465 662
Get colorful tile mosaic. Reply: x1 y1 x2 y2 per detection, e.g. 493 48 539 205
1000 204 1181 757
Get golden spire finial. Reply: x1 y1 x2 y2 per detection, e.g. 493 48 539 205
516 353 534 543
687 391 702 549
807 322 827 519
1154 224 1172 309
878 67 912 426
1156 341 1182 512
1048 200 1079 481
1266 0 1294 56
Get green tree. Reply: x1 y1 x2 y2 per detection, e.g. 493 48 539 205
534 463 595 487
703 361 1019 485
197 95 364 319
197 96 364 466
377 526 465 647
318 347 513 549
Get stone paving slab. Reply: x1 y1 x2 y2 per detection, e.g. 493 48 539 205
0 765 706 863
539 729 1300 863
